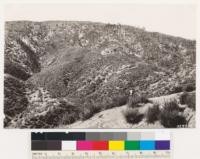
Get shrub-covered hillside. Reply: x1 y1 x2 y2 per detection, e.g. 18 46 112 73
4 21 196 128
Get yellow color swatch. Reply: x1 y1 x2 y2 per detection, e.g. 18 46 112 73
109 141 124 150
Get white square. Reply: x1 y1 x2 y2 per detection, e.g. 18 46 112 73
155 131 171 140
62 141 76 150
141 132 155 140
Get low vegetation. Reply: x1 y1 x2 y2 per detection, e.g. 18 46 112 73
171 83 195 94
184 83 195 92
160 100 186 128
58 100 82 125
127 94 149 108
4 75 28 121
146 104 160 123
122 96 194 128
81 104 102 121
124 108 144 124
180 92 195 110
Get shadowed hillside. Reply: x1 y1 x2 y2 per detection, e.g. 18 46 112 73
4 21 196 128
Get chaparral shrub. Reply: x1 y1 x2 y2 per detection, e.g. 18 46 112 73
146 104 160 123
124 108 144 124
160 100 186 128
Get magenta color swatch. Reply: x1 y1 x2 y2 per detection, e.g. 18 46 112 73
77 141 93 150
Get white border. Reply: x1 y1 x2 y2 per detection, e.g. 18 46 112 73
0 0 199 159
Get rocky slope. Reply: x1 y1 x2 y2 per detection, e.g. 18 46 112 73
4 21 196 128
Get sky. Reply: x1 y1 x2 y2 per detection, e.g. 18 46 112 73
4 3 197 39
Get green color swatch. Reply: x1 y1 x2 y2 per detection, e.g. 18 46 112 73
125 141 140 150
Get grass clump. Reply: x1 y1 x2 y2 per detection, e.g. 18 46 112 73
160 100 186 128
124 108 144 124
146 104 160 123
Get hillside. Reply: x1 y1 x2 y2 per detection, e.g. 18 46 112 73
60 92 195 128
4 21 196 128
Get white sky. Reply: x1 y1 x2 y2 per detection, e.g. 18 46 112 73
4 3 197 39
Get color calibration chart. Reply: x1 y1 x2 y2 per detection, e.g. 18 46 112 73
31 131 171 159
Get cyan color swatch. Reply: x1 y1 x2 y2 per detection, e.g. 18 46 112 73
140 141 155 150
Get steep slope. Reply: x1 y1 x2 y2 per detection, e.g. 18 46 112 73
61 92 195 128
4 21 196 128
4 74 28 127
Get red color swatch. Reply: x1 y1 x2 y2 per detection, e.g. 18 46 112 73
92 141 108 150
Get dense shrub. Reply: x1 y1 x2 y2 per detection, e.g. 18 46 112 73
163 100 180 112
146 104 160 123
187 95 195 110
140 95 150 103
113 95 129 107
171 86 183 93
160 110 186 128
171 83 195 94
20 100 82 128
184 83 195 92
4 76 28 117
81 104 102 121
4 116 11 127
17 38 41 73
124 108 144 124
4 60 31 80
58 100 81 125
36 100 79 127
160 100 186 128
180 92 188 105
128 94 149 108
180 92 195 110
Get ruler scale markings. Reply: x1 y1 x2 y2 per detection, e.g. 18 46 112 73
32 151 170 159
31 132 171 159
